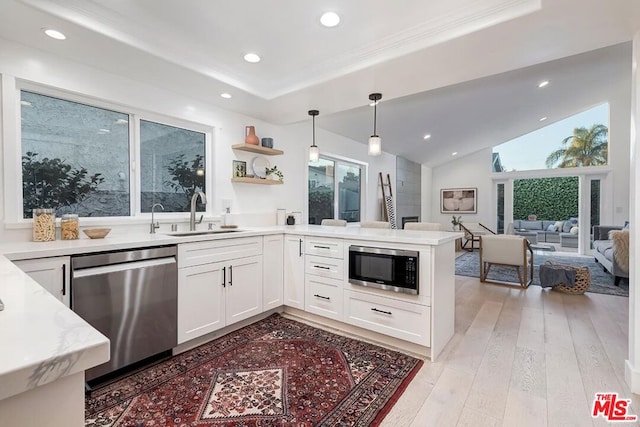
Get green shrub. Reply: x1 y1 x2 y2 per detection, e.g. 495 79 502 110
513 177 578 220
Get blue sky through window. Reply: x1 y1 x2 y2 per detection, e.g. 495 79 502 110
493 103 609 172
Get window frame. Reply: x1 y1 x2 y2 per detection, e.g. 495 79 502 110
307 153 367 224
4 79 214 226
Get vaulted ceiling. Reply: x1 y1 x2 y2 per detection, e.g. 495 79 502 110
1 0 639 166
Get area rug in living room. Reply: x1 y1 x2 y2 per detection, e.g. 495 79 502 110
455 251 629 297
85 313 422 427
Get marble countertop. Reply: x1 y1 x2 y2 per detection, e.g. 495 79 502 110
0 224 460 401
0 256 109 401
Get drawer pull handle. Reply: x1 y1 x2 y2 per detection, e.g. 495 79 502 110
314 245 331 249
371 307 392 315
314 265 331 270
314 294 330 300
222 266 226 287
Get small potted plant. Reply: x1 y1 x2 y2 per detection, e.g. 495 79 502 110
265 165 284 182
451 215 462 231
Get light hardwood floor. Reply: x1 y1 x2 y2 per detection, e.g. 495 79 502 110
381 275 638 427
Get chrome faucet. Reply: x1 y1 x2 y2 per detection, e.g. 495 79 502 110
150 203 164 234
190 191 207 231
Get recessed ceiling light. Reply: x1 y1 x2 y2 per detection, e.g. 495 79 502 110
43 28 66 40
244 53 261 63
452 152 458 156
220 93 232 99
423 134 431 140
20 100 32 107
537 80 550 88
320 12 340 27
539 116 548 122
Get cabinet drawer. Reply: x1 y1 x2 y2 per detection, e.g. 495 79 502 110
305 275 343 321
343 290 430 346
305 255 344 281
178 237 262 267
305 238 344 259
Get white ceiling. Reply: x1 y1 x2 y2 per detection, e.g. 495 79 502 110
1 0 639 166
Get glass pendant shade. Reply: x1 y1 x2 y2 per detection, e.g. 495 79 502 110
309 145 319 162
368 135 381 156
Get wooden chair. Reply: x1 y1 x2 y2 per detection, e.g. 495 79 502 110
404 222 443 231
479 234 533 287
360 221 390 229
321 219 347 226
459 222 495 251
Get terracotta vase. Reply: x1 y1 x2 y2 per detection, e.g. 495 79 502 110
245 126 259 145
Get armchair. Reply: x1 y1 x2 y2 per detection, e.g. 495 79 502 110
479 235 533 287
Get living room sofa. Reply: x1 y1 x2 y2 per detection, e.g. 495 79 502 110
592 225 629 286
511 219 578 247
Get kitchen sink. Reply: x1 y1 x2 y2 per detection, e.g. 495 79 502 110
165 229 243 237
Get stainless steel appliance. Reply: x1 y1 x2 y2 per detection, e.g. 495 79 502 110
71 246 177 382
348 245 419 295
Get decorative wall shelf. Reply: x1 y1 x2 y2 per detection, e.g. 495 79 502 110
231 177 283 185
232 144 284 156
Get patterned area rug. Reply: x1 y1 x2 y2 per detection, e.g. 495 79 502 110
85 314 422 426
455 251 629 297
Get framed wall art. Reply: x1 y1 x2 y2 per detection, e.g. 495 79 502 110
440 187 477 214
232 160 247 178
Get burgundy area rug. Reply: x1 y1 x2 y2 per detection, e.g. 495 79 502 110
85 313 423 427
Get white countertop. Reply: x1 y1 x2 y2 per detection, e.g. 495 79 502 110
0 224 460 401
0 256 109 401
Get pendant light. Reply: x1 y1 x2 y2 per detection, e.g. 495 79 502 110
368 93 382 156
309 109 320 162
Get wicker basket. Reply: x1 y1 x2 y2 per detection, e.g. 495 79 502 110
543 262 591 294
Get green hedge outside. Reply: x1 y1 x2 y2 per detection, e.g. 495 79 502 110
513 177 578 220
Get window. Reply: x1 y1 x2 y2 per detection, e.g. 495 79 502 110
140 120 206 213
21 91 130 217
18 89 210 219
493 103 609 172
308 157 362 224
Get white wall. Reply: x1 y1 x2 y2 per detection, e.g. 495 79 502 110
430 148 494 229
0 37 394 241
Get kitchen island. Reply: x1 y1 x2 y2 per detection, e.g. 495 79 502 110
0 225 460 425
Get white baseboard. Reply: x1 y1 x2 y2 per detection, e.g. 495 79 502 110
625 359 640 394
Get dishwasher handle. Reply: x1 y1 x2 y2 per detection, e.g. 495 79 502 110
72 257 176 278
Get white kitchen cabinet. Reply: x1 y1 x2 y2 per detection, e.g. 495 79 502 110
305 275 343 322
177 237 264 345
225 255 263 325
14 256 70 307
178 262 226 344
262 234 284 311
284 235 305 309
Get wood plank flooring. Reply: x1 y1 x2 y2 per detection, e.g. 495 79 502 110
381 275 635 427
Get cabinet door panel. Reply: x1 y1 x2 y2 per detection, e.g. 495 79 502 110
178 262 225 344
14 257 70 307
263 235 284 311
284 236 305 309
226 255 263 324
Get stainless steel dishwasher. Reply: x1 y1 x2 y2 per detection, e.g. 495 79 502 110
71 246 177 382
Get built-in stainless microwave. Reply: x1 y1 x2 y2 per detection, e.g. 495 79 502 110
348 245 419 295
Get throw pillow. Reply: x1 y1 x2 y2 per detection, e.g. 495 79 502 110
570 226 579 235
562 221 573 233
554 221 564 231
547 224 556 231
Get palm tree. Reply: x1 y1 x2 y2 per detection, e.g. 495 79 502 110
545 124 608 168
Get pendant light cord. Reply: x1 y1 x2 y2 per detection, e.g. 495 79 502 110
312 114 316 147
373 101 377 136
